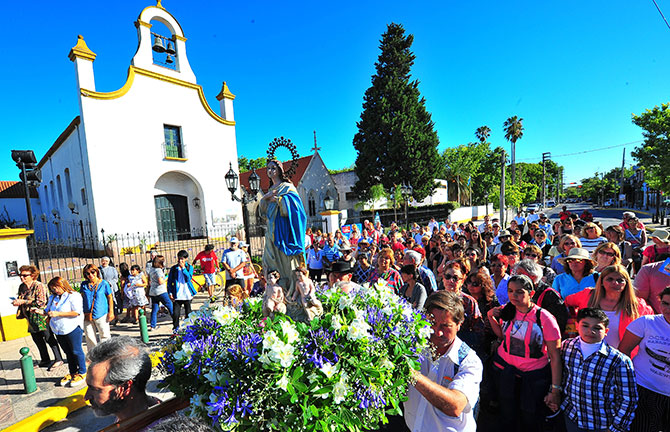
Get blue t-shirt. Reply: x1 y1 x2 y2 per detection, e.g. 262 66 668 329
81 279 113 319
552 273 597 298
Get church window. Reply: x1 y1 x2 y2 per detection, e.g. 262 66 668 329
164 125 184 159
308 194 316 217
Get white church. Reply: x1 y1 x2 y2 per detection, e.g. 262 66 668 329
34 1 242 242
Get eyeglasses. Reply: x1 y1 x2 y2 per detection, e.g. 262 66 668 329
564 242 575 246
566 259 584 264
84 271 96 276
443 274 461 282
524 253 539 258
503 252 519 257
466 252 477 257
604 277 626 284
660 301 670 307
490 263 505 268
19 274 32 278
467 280 481 287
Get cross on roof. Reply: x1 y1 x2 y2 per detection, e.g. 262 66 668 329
312 130 321 153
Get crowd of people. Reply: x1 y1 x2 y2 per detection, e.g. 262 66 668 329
298 208 670 432
12 205 670 431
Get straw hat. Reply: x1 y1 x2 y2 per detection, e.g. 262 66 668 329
651 229 670 241
558 247 596 265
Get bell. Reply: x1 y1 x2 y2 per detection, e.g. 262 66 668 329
152 36 165 53
165 42 176 55
165 54 174 64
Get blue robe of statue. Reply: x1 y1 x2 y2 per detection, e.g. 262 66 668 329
259 181 307 294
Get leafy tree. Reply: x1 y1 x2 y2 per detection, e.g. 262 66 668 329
443 142 488 205
238 156 267 172
632 103 670 194
503 116 524 185
353 23 441 202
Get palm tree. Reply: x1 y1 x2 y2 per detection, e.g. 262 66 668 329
503 116 524 185
475 125 491 144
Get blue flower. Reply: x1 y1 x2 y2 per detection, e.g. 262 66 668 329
207 392 230 418
228 333 262 363
235 397 253 417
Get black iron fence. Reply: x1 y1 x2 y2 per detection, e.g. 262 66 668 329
28 222 266 284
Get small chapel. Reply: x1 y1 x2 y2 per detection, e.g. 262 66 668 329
33 1 242 242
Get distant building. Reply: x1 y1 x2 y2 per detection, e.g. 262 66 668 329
29 2 242 242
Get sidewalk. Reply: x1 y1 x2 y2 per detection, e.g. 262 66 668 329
0 292 210 431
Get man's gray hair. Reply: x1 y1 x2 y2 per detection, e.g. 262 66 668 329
101 256 110 262
404 250 422 265
514 259 543 284
147 414 215 431
87 336 152 392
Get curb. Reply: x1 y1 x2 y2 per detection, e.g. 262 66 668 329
608 207 653 216
1 387 88 432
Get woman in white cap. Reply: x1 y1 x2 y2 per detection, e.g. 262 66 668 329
552 248 598 298
641 229 670 266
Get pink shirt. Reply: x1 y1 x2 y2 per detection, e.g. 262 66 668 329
497 305 561 372
634 260 670 313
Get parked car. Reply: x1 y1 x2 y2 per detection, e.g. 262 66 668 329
603 199 615 207
525 203 542 212
546 200 556 208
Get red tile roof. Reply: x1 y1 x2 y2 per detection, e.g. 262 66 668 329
0 181 39 199
239 155 314 193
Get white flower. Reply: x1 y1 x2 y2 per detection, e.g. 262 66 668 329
280 320 299 344
263 330 279 350
212 305 239 326
259 352 271 364
319 362 337 379
381 358 395 370
381 305 393 316
333 373 348 404
277 374 289 391
173 342 194 363
268 341 295 368
338 295 353 310
419 325 434 340
204 369 220 384
347 319 370 341
331 315 342 330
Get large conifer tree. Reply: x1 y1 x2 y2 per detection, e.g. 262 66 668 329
353 23 441 202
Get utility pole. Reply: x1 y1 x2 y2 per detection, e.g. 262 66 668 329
542 152 550 209
619 148 625 206
500 151 506 227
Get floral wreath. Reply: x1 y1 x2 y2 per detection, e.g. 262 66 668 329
267 137 300 178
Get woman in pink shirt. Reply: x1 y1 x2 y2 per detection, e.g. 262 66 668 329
487 274 562 432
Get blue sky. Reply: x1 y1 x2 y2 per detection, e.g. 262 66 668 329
2 1 669 185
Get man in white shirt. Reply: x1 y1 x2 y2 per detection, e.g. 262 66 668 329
477 215 491 233
527 209 540 224
223 237 247 288
428 217 440 235
405 291 483 432
513 210 527 230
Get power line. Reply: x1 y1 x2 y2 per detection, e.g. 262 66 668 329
652 0 670 31
516 140 642 162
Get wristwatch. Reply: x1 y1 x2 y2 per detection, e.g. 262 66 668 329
550 384 562 391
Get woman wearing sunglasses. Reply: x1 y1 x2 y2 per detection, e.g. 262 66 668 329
552 248 598 299
593 242 621 273
464 269 499 359
441 259 484 351
550 234 582 275
565 264 652 349
522 245 556 286
81 263 115 348
12 265 64 370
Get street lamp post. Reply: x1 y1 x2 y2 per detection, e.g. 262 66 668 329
400 182 413 227
225 163 261 257
11 150 41 268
